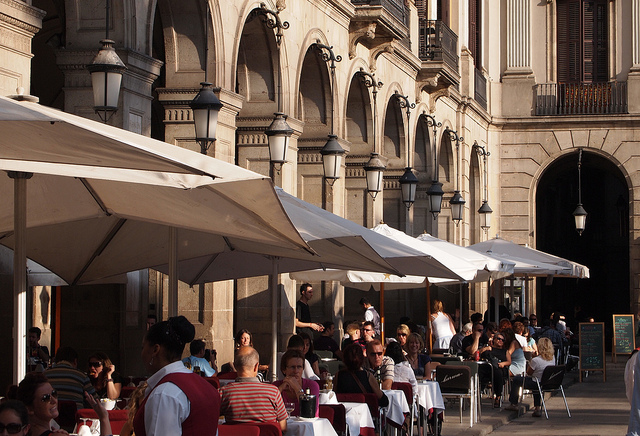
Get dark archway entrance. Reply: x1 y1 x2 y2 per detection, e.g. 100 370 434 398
536 151 629 347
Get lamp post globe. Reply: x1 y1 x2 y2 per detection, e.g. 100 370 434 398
265 112 293 166
478 201 493 231
450 190 465 224
399 167 419 209
426 180 444 218
573 203 587 235
320 134 346 183
87 39 127 122
190 82 223 154
364 153 386 199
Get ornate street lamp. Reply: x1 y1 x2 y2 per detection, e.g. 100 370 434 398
399 167 419 209
473 141 493 233
573 148 587 235
190 82 223 155
364 152 386 199
445 127 465 224
87 0 126 123
320 134 346 184
265 112 293 170
422 113 443 218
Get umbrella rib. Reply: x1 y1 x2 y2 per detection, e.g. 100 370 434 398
72 218 126 285
79 178 111 216
189 253 221 287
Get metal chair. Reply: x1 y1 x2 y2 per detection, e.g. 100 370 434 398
435 365 475 427
218 424 260 436
446 360 481 423
391 381 416 436
534 365 571 419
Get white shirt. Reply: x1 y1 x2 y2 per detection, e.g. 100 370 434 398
143 361 192 436
393 360 418 397
515 334 527 349
365 306 381 335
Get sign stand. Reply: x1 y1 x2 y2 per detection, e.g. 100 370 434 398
612 314 635 363
579 322 606 382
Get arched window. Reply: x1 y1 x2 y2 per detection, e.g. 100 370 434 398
557 0 608 83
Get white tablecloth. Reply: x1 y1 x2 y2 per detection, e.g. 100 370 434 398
341 402 375 436
382 389 410 426
285 417 338 436
416 381 445 413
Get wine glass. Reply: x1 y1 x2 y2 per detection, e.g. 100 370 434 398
284 401 295 418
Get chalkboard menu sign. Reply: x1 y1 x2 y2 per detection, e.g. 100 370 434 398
613 314 635 362
579 322 606 382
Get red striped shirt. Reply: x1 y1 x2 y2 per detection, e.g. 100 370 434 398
220 380 287 424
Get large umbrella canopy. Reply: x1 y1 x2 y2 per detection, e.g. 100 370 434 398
290 268 427 291
155 189 463 284
468 237 590 278
416 232 515 283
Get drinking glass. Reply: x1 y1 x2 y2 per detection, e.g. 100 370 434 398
284 401 295 417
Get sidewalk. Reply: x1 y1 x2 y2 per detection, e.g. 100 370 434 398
438 356 630 436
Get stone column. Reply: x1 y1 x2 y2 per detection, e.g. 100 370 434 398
501 0 536 117
628 0 640 113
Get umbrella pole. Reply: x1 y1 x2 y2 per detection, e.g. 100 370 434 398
380 282 385 343
12 172 31 385
168 227 178 317
271 258 279 382
426 281 432 352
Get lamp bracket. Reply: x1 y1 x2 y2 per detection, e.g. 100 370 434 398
392 91 415 117
249 3 290 47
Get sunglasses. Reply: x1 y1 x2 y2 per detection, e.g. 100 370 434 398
370 352 383 356
495 337 505 341
88 361 103 368
0 423 26 434
41 390 58 403
397 333 407 337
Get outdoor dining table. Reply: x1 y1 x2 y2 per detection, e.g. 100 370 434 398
416 380 445 435
382 389 410 427
318 392 375 436
284 417 338 436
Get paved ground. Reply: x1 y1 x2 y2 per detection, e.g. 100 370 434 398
436 356 630 436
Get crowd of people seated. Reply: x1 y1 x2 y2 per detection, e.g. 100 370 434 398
4 303 581 435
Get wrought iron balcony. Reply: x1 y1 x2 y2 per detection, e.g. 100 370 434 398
351 0 409 28
348 0 410 59
535 82 628 115
474 68 487 110
416 19 460 90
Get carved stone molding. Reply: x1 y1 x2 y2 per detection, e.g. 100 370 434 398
348 21 378 59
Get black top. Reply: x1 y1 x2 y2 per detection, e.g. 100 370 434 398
92 372 123 398
460 333 489 359
296 299 312 335
335 369 388 407
314 336 339 355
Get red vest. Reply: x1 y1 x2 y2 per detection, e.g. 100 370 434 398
133 372 220 436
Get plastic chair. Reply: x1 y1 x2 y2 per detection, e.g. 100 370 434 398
204 376 220 389
253 421 283 436
218 423 260 436
120 385 136 399
435 364 475 427
336 392 381 432
316 350 334 359
446 360 481 423
534 365 571 419
318 404 335 425
218 371 238 379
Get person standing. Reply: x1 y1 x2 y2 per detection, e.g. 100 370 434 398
430 300 456 351
27 327 50 371
295 283 324 336
359 298 381 336
134 316 220 436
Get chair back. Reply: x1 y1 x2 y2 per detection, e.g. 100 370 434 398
316 350 334 359
218 371 238 380
335 392 365 404
435 365 471 393
218 423 260 436
446 359 479 376
391 381 414 406
253 421 283 436
432 348 450 355
523 351 534 361
120 385 136 399
318 404 335 424
204 376 220 389
321 404 346 434
539 365 566 390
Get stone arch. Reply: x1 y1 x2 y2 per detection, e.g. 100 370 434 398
535 148 630 348
469 146 482 243
297 40 333 141
345 70 374 157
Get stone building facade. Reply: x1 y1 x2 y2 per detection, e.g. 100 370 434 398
1 0 639 384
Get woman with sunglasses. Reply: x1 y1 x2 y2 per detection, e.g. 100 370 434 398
134 315 220 436
16 372 66 436
396 324 411 354
87 352 122 400
0 400 30 436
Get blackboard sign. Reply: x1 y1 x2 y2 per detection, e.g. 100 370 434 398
613 314 635 362
579 322 606 382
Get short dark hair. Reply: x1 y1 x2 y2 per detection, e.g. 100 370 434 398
190 339 206 356
385 341 405 363
28 327 42 338
17 372 49 407
470 312 483 324
359 297 370 306
299 283 312 295
0 400 29 425
145 316 195 361
342 344 365 371
54 346 78 363
280 349 305 375
363 321 375 330
287 334 305 350
322 321 334 331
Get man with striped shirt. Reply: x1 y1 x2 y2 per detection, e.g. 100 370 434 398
220 346 288 432
44 346 96 409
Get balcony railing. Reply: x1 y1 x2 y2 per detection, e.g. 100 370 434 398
351 0 409 27
418 19 458 72
535 82 628 115
474 68 487 110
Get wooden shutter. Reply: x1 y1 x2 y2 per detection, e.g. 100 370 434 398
468 0 481 68
557 0 608 83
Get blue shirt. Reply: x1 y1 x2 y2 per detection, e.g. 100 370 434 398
181 356 216 377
